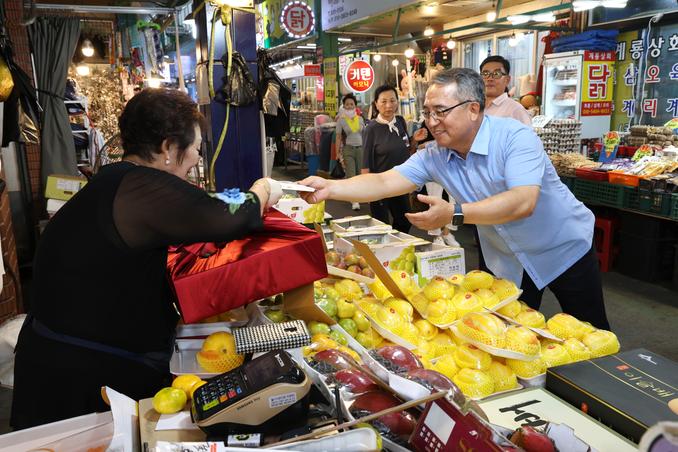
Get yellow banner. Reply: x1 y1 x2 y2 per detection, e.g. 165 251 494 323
324 57 338 116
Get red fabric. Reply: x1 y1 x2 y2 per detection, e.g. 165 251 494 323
167 210 327 323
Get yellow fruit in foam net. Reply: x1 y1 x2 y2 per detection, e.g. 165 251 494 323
490 278 519 300
462 270 495 291
454 343 492 370
582 330 620 358
414 319 438 341
425 298 457 325
447 273 465 287
375 307 406 335
335 279 363 301
541 343 572 367
409 292 429 314
388 270 418 297
497 300 522 318
384 297 414 323
457 312 507 348
452 292 483 318
422 276 456 301
416 338 436 360
546 313 588 340
432 354 460 379
515 308 546 329
358 298 381 317
453 368 494 399
431 332 457 357
506 357 546 379
488 361 518 392
197 332 244 373
369 277 392 300
399 322 420 345
563 338 592 362
474 288 500 308
504 325 540 356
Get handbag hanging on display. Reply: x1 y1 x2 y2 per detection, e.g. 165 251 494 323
330 161 345 179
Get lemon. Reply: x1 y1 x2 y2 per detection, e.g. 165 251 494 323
152 387 187 414
172 374 204 399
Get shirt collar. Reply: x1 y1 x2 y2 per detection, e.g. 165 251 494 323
445 115 490 161
492 92 510 106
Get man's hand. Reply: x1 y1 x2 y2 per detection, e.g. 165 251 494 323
298 176 334 204
405 194 453 230
412 127 428 143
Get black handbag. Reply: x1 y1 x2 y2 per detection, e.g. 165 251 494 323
331 161 345 179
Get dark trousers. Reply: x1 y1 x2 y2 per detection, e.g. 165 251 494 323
519 245 610 330
473 225 490 272
370 195 411 233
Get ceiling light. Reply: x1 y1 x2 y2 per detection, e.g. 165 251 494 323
508 33 519 47
533 12 556 22
392 59 400 67
75 64 90 76
601 0 627 7
446 39 456 50
81 39 94 57
507 15 530 25
405 47 415 58
572 1 601 11
486 10 497 22
337 37 352 42
515 32 525 40
373 53 382 62
428 1 439 5
147 77 163 88
424 25 434 37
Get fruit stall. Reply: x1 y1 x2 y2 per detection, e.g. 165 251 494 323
2 205 675 451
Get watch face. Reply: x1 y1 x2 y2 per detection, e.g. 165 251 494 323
452 214 464 226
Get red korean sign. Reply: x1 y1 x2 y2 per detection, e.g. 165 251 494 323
581 50 615 116
280 1 315 39
343 60 375 93
303 64 321 77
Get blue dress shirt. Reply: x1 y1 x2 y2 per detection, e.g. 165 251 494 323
395 115 594 289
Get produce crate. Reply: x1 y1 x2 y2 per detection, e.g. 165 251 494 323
575 168 608 182
638 190 673 216
560 175 575 190
623 187 641 211
619 211 678 240
671 194 678 221
608 171 643 187
616 231 677 282
573 179 626 208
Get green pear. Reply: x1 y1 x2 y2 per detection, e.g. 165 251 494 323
338 318 358 337
329 330 348 346
355 331 375 349
336 299 357 319
353 311 371 332
307 321 331 336
315 298 337 318
265 309 285 323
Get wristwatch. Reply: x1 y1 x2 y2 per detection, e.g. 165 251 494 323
452 203 464 226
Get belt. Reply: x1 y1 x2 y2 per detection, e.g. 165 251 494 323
28 314 173 373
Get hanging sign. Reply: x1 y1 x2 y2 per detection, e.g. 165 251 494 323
280 1 315 39
342 60 375 93
324 57 338 116
321 0 412 31
581 51 615 116
304 64 321 76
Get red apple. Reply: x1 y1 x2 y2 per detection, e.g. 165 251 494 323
325 251 341 266
308 349 355 375
333 369 378 393
344 253 360 266
374 345 423 373
358 256 369 269
509 426 556 452
406 368 455 391
362 268 375 278
347 265 362 274
350 391 417 441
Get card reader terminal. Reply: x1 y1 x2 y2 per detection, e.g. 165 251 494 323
192 350 311 435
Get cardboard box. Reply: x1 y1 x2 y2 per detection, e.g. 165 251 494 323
330 215 391 233
545 348 678 443
44 174 87 201
167 210 327 323
273 198 325 224
479 388 636 451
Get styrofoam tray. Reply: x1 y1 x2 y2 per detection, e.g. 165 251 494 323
169 339 219 379
356 305 417 350
469 383 524 402
489 308 563 342
518 373 546 388
176 321 243 339
487 290 523 312
450 324 539 361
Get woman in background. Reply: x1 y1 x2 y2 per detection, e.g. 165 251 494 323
336 94 365 210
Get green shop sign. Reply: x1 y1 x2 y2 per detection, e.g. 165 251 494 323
258 0 315 48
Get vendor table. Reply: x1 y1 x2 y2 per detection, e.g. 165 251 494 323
139 398 205 451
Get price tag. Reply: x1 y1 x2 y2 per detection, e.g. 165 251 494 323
531 115 552 128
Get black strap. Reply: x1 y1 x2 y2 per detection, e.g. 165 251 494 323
29 314 171 373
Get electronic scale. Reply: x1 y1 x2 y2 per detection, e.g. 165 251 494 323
191 350 311 436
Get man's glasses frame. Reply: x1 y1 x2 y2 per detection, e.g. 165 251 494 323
422 100 473 121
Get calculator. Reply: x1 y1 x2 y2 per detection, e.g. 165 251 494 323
191 350 311 436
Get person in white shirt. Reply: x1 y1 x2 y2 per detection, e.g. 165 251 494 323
480 55 532 126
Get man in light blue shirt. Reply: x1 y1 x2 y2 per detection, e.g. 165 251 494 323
300 68 609 329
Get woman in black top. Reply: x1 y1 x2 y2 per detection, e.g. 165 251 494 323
10 89 276 429
362 85 427 233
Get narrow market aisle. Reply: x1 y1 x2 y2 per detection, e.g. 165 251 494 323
273 167 678 362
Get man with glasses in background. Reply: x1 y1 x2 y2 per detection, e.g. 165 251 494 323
299 68 609 328
481 55 532 126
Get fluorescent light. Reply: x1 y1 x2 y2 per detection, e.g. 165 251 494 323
533 12 556 22
271 55 303 68
486 11 497 22
147 77 163 88
75 64 90 76
507 15 530 25
81 39 94 57
446 39 456 50
405 47 415 58
601 0 627 7
573 1 601 12
373 53 382 62
392 59 400 67
424 25 434 37
338 37 352 42
516 32 525 40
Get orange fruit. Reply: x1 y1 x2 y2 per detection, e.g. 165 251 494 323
171 374 204 399
152 387 187 414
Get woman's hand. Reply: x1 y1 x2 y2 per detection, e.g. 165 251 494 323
249 178 283 214
412 127 428 143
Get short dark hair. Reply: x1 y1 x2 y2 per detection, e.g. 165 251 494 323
119 88 205 163
342 93 357 105
430 68 486 111
480 55 510 74
373 84 399 102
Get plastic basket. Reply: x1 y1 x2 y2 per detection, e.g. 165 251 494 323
670 194 678 220
623 187 641 210
608 171 643 187
573 179 626 208
575 168 608 182
560 176 575 190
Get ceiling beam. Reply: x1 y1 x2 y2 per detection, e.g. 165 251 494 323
34 3 176 15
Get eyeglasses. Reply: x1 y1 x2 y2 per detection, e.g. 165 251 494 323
481 70 508 79
422 100 473 121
